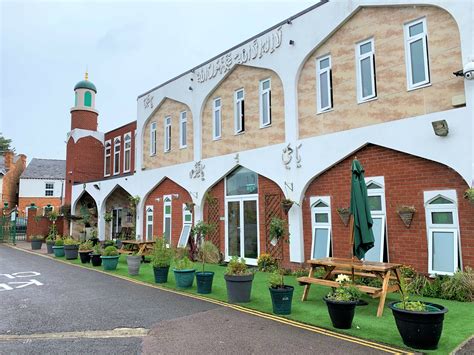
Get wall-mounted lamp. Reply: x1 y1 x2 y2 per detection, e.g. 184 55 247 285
93 183 100 190
432 120 449 137
155 197 162 202
289 40 295 45
172 193 180 200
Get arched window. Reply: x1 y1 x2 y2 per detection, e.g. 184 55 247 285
84 91 92 107
226 167 258 196
75 92 78 106
310 197 332 259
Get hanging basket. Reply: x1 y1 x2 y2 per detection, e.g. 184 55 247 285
398 211 415 228
337 208 351 227
281 200 294 214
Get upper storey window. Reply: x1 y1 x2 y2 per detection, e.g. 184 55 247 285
164 116 171 152
213 98 222 140
260 79 271 127
123 133 131 173
316 55 332 112
356 38 376 102
234 89 245 134
45 182 54 197
404 18 430 90
104 140 111 176
113 137 121 175
179 111 187 148
150 122 157 156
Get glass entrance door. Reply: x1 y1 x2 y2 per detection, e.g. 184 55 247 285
226 198 259 264
112 208 122 239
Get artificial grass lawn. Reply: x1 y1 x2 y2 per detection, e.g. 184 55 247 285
62 255 473 354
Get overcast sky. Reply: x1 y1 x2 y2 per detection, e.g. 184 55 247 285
1 0 315 162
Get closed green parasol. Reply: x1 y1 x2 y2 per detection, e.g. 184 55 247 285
350 159 375 259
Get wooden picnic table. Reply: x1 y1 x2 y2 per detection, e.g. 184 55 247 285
297 257 402 317
119 240 155 256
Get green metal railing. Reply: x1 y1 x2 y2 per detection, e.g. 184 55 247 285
0 205 17 245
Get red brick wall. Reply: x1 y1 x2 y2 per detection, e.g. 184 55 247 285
303 144 473 273
203 174 288 264
104 121 137 177
142 178 192 247
71 110 98 131
26 208 65 240
1 152 26 208
18 197 62 216
65 136 104 204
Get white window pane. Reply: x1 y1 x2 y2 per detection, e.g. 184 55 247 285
178 225 191 248
215 98 221 107
319 71 329 108
181 121 186 146
410 39 426 84
364 217 383 262
314 213 329 223
432 231 455 273
360 42 372 55
313 228 329 259
409 22 424 37
262 92 269 124
320 58 330 69
361 57 373 98
164 217 171 244
237 90 243 100
431 212 453 224
368 195 382 211
262 80 270 90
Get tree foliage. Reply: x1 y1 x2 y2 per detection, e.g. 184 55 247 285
0 133 14 154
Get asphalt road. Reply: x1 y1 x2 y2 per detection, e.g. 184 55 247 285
0 245 391 354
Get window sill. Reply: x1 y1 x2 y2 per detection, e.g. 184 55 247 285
407 82 431 92
213 137 222 141
259 124 272 129
316 108 333 115
234 131 245 136
357 96 378 105
149 153 156 157
179 146 187 150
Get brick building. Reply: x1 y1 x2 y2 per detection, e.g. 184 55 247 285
0 151 27 209
66 1 474 275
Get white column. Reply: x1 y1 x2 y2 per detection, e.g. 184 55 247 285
287 204 304 263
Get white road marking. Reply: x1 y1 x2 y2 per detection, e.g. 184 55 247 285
8 279 43 289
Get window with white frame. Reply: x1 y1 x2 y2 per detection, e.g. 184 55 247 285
104 140 111 176
123 133 131 173
178 204 193 248
45 182 54 197
150 122 157 156
164 117 171 152
364 177 388 263
404 18 430 90
424 191 460 275
234 89 245 134
260 79 271 127
179 111 187 148
213 98 222 140
310 197 332 259
113 137 121 175
316 55 332 112
356 38 376 102
145 206 154 241
163 195 172 246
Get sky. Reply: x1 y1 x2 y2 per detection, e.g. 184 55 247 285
1 0 316 162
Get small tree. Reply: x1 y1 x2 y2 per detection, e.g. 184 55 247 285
0 133 14 153
188 221 216 261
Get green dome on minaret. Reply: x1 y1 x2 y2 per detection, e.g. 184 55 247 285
74 72 97 93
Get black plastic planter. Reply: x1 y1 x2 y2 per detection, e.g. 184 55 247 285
196 271 214 294
224 274 254 303
79 251 91 264
64 245 79 260
174 269 196 289
90 254 102 267
153 266 170 283
269 286 294 315
31 240 43 250
46 241 55 254
388 301 448 350
323 297 358 329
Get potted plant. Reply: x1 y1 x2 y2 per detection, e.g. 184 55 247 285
79 240 93 264
336 207 351 226
397 205 416 228
268 268 294 315
323 274 362 329
104 240 114 248
101 246 120 271
195 240 220 294
30 235 44 250
46 234 55 254
464 187 474 204
224 256 255 303
103 211 113 224
127 252 141 276
151 236 174 283
63 237 79 260
52 238 65 257
173 255 195 289
281 198 294 214
388 275 448 350
90 244 102 267
269 217 286 246
187 221 215 261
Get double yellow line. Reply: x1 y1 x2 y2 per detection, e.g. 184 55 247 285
5 244 410 354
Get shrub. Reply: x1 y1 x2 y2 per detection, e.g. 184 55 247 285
400 265 417 279
407 274 430 295
92 244 102 255
151 236 174 268
79 240 93 251
31 235 44 241
104 240 114 248
292 268 310 278
441 267 474 302
54 239 64 246
226 256 253 276
326 274 362 302
174 256 194 270
103 246 119 256
64 238 78 246
421 275 446 298
268 269 286 288
257 253 278 272
269 217 287 242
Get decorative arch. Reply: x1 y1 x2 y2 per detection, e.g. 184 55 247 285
71 190 99 240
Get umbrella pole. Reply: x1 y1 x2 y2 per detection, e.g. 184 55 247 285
348 214 355 281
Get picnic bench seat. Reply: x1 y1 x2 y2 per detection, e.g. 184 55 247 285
297 276 379 294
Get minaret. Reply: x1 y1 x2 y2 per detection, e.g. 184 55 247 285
65 72 104 206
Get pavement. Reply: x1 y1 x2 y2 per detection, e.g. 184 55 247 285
0 244 401 354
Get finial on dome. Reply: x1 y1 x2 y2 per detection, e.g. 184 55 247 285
85 70 88 81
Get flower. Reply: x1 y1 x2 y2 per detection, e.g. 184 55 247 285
335 274 351 284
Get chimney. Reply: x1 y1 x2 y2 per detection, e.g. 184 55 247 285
4 151 13 170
